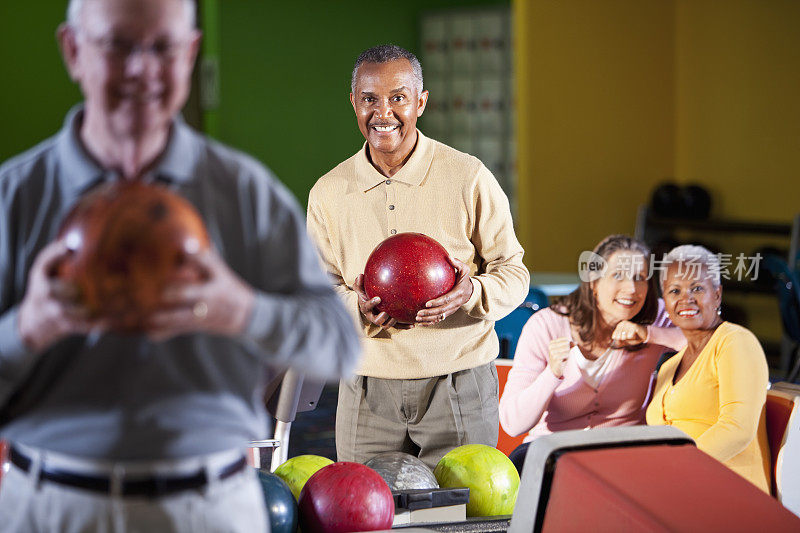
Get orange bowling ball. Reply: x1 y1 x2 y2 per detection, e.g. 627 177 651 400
57 181 210 332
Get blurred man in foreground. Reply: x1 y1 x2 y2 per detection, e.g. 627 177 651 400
0 0 359 530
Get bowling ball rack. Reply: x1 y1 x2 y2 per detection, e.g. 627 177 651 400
394 516 511 532
255 384 800 533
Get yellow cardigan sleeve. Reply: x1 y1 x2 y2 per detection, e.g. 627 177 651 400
694 329 768 462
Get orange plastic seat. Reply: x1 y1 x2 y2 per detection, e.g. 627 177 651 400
767 382 800 515
496 359 526 456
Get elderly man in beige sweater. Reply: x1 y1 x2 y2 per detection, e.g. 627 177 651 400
307 44 529 469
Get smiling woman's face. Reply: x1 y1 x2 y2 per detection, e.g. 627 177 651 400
592 251 649 326
662 262 722 331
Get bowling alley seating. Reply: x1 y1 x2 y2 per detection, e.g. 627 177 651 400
767 382 800 517
494 287 548 359
0 440 6 487
507 426 800 532
495 359 526 457
494 287 548 456
762 254 800 382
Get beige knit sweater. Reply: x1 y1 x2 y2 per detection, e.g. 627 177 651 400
307 131 529 379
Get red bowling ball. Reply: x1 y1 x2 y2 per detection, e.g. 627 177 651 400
363 233 456 323
298 462 394 533
57 180 210 332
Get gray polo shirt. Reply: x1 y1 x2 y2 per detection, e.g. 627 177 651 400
0 106 360 460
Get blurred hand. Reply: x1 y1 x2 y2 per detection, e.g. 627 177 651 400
547 337 572 378
610 321 648 348
18 240 107 353
147 249 255 342
353 274 413 331
415 256 473 326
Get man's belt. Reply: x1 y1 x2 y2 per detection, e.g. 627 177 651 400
8 445 248 498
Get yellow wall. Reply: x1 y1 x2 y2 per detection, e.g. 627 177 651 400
674 0 800 344
516 0 799 272
515 0 676 272
675 0 800 219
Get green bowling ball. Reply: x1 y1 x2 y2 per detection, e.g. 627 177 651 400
274 454 334 500
434 444 519 517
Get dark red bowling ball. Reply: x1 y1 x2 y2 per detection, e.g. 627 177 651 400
56 180 210 333
363 233 456 323
298 462 394 533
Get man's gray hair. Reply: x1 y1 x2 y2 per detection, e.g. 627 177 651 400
66 0 197 29
351 44 424 94
660 244 721 288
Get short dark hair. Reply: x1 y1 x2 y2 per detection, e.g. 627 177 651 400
351 44 424 94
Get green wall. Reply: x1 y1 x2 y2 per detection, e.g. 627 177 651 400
0 0 507 207
0 2 82 163
211 0 508 206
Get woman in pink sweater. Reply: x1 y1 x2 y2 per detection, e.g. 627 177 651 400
499 235 686 471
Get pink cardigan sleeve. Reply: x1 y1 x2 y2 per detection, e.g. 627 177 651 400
499 309 565 437
499 301 684 438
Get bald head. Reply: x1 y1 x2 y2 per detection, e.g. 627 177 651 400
66 0 197 31
57 0 202 174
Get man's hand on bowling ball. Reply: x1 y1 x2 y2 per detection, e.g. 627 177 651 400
353 274 413 330
18 240 108 353
147 249 255 341
416 256 473 326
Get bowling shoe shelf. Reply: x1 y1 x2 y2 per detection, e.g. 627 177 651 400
634 205 800 301
635 205 800 372
635 205 800 271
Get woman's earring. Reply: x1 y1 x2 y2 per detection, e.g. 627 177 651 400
717 306 722 316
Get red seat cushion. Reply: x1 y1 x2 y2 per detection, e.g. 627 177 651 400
0 440 7 488
496 360 526 456
541 444 800 532
766 393 794 496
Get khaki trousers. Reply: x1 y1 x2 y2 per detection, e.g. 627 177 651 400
336 362 499 470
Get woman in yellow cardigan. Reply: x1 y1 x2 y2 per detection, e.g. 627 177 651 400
646 245 770 492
